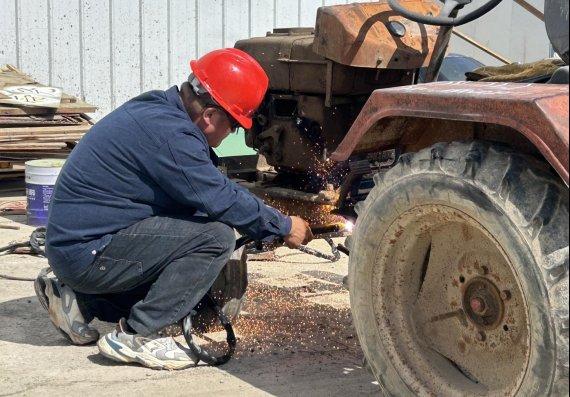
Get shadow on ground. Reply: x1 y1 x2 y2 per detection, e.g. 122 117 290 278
0 296 71 347
0 276 379 395
186 278 378 395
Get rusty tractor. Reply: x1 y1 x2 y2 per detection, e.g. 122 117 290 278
212 0 569 394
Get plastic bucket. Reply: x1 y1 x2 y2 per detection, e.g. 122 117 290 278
25 159 66 226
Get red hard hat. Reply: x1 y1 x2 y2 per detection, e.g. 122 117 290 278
190 48 269 129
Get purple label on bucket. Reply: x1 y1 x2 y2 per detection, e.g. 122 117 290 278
26 183 54 226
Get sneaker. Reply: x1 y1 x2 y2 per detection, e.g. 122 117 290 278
97 318 199 370
33 268 51 311
35 273 100 345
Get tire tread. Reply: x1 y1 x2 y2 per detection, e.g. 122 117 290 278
352 141 568 395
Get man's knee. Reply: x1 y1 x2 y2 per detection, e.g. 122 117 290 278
209 222 236 253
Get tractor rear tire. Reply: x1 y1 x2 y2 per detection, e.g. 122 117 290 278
348 141 568 396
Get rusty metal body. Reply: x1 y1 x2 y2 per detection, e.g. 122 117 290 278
233 0 569 227
331 81 570 185
228 1 569 393
313 0 441 68
235 1 441 179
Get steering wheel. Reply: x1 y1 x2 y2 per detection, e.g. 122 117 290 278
388 0 504 26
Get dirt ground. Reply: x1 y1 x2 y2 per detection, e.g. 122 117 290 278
0 199 379 396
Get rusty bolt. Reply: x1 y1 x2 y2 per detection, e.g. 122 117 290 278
477 266 489 276
470 297 486 315
475 331 487 342
500 290 512 301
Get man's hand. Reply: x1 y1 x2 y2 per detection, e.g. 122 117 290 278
284 216 314 249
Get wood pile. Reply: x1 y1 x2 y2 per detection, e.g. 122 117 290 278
0 64 96 182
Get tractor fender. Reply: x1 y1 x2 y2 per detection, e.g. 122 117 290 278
331 81 569 185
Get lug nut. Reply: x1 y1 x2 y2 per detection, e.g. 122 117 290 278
477 266 489 276
475 331 487 342
500 290 512 301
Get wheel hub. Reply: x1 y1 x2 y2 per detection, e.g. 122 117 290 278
369 205 530 395
470 297 486 315
463 277 505 329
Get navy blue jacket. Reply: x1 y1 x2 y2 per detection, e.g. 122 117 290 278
46 86 291 275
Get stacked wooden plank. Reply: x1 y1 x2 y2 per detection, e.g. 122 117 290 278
0 64 97 180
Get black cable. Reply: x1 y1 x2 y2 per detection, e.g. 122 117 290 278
29 227 47 256
297 237 341 262
0 241 29 254
0 227 47 282
0 273 36 282
182 294 237 366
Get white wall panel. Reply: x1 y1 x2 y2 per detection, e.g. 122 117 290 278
449 0 549 64
0 0 17 67
50 0 81 96
0 0 554 119
224 0 249 48
299 0 322 27
197 0 223 54
17 0 50 84
250 0 274 38
81 0 112 117
141 0 169 91
276 0 300 28
169 0 197 86
111 0 140 108
509 0 549 61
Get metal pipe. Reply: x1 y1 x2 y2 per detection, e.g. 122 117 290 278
452 29 513 64
425 26 455 82
513 0 544 21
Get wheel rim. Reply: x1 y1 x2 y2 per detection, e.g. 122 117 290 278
372 205 530 395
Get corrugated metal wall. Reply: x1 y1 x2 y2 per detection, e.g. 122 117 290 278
0 0 550 118
449 0 549 66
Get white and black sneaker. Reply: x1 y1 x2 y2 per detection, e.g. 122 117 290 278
97 318 199 370
34 271 99 345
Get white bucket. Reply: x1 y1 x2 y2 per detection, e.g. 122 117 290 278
25 159 66 226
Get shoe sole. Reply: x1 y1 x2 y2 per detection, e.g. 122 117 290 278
36 276 75 344
45 279 98 346
34 275 49 311
97 334 196 371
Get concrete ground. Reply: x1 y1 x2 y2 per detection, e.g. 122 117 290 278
0 200 379 396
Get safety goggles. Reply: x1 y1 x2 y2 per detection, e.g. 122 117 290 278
210 105 240 132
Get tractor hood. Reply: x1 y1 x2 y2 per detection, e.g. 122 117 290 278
313 0 442 69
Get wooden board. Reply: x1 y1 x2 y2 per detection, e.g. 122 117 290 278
0 151 70 162
0 124 91 137
0 65 97 115
0 143 72 150
0 165 24 173
0 114 87 127
0 164 25 180
0 135 83 147
0 135 84 144
0 102 96 116
0 174 24 181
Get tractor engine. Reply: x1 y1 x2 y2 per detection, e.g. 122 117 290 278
235 0 441 192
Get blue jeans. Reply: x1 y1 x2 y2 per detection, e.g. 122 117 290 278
58 215 236 336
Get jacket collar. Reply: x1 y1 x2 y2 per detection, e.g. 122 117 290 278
165 85 189 116
165 85 211 152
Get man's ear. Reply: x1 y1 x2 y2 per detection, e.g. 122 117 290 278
201 107 216 127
